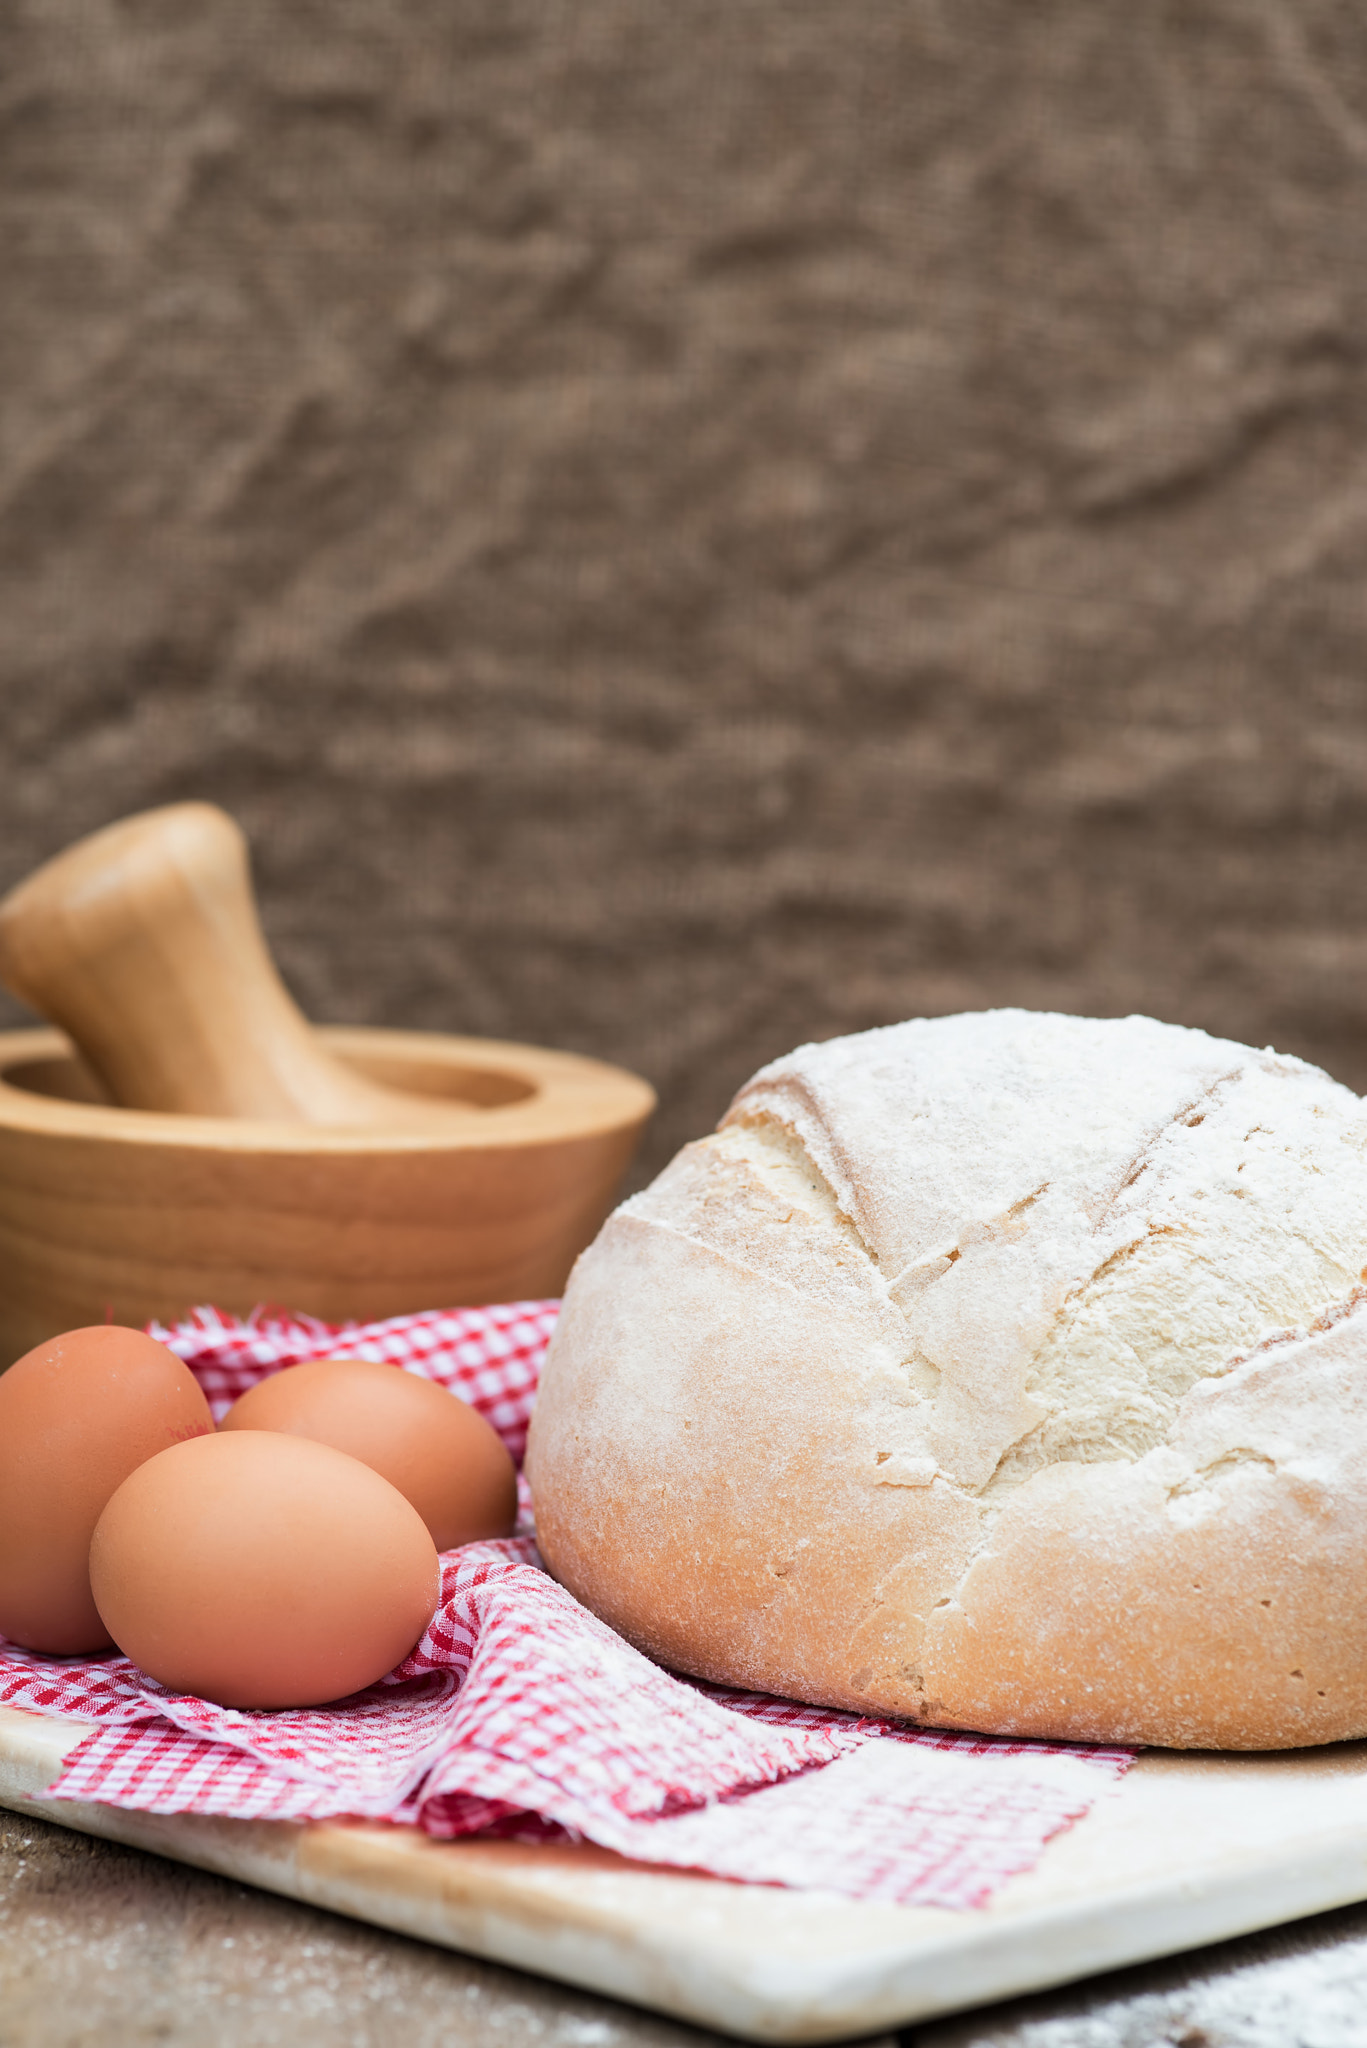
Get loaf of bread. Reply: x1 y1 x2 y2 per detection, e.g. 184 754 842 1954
526 1011 1367 1749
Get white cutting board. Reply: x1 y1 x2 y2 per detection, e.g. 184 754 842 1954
2 1704 1366 2043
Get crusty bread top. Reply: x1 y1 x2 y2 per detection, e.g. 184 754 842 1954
718 1009 1367 1498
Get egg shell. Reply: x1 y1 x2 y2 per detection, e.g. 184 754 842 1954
219 1359 517 1552
89 1430 441 1708
0 1325 214 1654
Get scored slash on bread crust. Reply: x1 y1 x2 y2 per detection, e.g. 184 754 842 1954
526 1011 1367 1750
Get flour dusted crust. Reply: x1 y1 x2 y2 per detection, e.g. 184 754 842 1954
525 1012 1367 1748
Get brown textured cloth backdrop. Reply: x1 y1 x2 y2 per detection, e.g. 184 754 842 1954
3 0 1367 1201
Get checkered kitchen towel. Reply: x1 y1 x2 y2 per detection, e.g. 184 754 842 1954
0 1304 1133 1909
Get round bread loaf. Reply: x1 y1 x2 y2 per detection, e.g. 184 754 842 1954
526 1010 1367 1749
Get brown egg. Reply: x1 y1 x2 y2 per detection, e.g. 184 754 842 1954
89 1431 440 1708
219 1360 517 1552
0 1325 214 1654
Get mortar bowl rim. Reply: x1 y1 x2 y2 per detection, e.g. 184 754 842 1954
0 1027 656 1157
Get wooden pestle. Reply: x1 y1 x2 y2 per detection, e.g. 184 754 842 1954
0 804 460 1126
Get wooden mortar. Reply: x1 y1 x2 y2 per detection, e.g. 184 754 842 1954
0 808 655 1362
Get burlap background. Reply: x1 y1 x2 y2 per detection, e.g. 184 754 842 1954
4 2 1367 1192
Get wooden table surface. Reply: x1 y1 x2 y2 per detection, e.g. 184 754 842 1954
3 1805 1365 2048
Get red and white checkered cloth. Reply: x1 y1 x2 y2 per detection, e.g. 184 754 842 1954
0 1304 1133 1909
